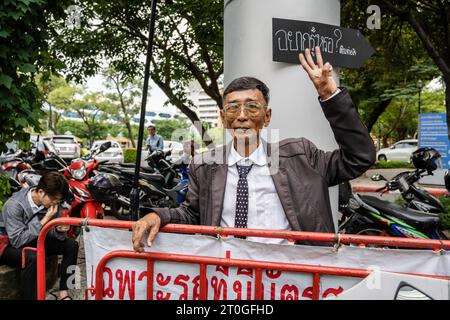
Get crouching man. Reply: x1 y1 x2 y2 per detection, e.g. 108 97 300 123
0 171 78 300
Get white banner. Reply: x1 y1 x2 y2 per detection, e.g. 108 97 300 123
83 227 450 300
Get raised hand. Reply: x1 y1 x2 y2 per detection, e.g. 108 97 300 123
299 46 338 100
40 204 59 226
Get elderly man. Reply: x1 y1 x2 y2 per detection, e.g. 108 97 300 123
132 47 376 250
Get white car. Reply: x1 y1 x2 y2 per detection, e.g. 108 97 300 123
44 135 80 161
91 140 124 163
163 140 184 161
376 139 418 162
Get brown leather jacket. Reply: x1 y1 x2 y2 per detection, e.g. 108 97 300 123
152 88 376 234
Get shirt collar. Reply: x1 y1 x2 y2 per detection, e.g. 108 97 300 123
228 142 267 167
27 188 44 213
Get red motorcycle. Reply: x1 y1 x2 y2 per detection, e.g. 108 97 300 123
1 150 33 179
60 141 122 233
1 138 63 179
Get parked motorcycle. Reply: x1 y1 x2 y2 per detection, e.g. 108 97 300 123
60 141 122 236
338 147 448 241
99 149 189 220
1 146 67 180
370 147 444 213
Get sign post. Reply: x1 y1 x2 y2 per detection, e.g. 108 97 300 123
272 18 375 68
224 0 373 230
419 113 448 186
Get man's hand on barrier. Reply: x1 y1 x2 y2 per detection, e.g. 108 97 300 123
132 212 161 253
299 46 338 100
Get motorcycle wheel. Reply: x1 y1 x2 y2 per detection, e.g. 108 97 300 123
356 228 387 236
352 228 394 249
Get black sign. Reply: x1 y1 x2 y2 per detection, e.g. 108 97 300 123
272 18 375 68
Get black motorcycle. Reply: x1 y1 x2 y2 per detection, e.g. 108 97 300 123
98 150 188 220
339 147 448 240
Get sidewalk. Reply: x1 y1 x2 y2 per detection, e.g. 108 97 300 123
351 168 449 195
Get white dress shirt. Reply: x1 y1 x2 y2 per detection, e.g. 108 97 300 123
220 143 291 244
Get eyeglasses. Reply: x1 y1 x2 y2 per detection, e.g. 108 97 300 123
45 194 63 205
223 101 264 116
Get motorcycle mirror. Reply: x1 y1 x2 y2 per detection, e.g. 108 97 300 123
99 141 112 152
371 174 387 181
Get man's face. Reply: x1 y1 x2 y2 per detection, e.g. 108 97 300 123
37 189 63 209
148 127 156 136
221 89 272 144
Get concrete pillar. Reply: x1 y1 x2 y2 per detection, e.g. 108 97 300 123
224 0 341 230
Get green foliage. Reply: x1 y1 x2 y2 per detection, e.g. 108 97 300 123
124 148 137 164
341 0 441 137
372 161 414 169
0 0 71 152
48 0 223 142
152 119 190 141
57 119 116 147
102 67 143 148
0 175 11 211
437 195 450 231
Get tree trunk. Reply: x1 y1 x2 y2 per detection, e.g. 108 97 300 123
125 120 136 148
365 99 392 133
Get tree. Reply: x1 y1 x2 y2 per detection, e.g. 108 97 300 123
343 0 450 137
37 75 71 134
374 88 446 147
341 0 441 133
152 119 189 141
102 67 143 148
0 0 72 152
47 81 111 146
49 0 222 146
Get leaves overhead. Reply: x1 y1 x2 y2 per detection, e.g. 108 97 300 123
0 0 72 152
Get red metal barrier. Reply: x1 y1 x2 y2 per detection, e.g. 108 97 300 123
352 185 450 195
36 217 450 300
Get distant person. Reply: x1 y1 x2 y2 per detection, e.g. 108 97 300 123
146 125 164 152
0 171 78 300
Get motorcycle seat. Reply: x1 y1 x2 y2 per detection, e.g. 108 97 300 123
119 169 165 185
108 163 156 174
139 172 165 185
360 195 440 232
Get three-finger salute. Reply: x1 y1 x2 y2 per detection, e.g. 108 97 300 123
299 46 337 100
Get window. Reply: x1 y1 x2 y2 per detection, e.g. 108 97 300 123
52 137 75 144
158 113 171 118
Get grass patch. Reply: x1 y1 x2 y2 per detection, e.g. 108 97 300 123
124 148 137 163
371 161 414 169
438 195 450 231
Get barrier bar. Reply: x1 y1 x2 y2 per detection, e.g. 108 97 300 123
93 250 372 300
36 217 450 300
